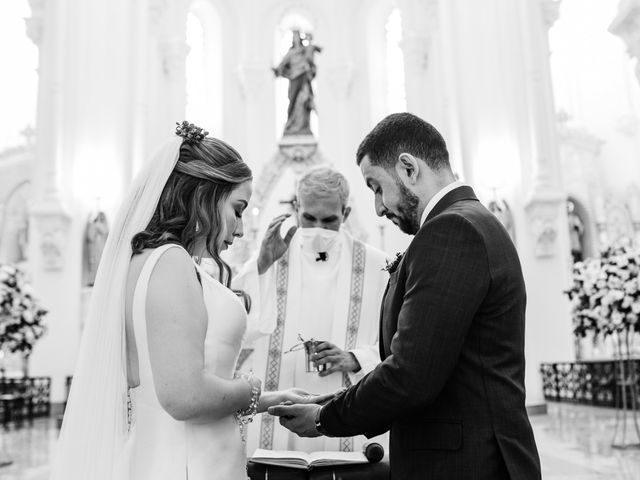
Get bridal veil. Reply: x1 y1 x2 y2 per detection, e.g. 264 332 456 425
49 137 182 480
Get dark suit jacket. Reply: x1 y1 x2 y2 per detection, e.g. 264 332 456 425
319 186 541 479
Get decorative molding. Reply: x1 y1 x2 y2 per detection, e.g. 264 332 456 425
525 191 565 258
25 0 45 46
160 38 189 79
149 0 169 35
30 203 71 271
610 0 640 83
540 0 562 30
616 112 639 136
558 129 605 155
401 32 431 72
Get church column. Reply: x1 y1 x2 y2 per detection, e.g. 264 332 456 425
159 2 190 126
26 0 73 404
237 63 273 166
520 0 574 406
26 0 144 404
397 0 441 124
443 0 573 407
324 62 354 165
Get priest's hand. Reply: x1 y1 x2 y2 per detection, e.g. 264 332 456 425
313 341 361 377
257 214 297 275
268 403 323 438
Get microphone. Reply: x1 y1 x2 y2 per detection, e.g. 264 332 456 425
362 442 384 463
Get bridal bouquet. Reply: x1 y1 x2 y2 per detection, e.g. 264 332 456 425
565 241 640 339
0 264 47 355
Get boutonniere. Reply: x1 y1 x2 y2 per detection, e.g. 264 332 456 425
382 252 404 274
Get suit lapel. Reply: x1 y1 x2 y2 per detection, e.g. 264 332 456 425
378 186 479 359
378 278 392 359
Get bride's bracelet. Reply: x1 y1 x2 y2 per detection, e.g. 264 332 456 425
235 372 260 423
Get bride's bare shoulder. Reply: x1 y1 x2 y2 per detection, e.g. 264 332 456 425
128 245 192 288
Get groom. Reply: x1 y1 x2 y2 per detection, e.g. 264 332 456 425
268 113 542 479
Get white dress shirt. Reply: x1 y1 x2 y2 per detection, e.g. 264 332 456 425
420 180 467 226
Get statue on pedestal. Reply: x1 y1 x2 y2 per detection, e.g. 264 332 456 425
273 30 322 137
567 200 585 263
85 211 109 286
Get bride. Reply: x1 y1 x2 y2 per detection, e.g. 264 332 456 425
49 122 331 480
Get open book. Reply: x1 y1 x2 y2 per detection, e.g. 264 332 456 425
250 448 368 470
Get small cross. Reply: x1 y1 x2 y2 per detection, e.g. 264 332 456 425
20 125 36 145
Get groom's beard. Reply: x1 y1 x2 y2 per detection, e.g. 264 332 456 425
388 180 421 235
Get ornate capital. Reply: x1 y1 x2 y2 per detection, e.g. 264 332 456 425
616 112 640 136
610 0 640 83
160 38 189 79
540 0 562 30
30 202 71 271
25 0 45 46
401 32 431 72
236 63 270 100
149 0 169 35
525 190 565 258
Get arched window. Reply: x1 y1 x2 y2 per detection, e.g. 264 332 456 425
185 2 223 136
0 0 38 151
274 13 318 139
385 8 406 114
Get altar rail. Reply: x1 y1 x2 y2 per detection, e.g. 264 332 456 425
540 360 640 407
0 377 51 426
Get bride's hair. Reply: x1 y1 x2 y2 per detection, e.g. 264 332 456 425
131 137 252 287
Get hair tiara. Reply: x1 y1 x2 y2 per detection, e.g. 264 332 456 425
175 121 209 143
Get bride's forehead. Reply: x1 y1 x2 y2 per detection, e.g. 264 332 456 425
229 180 252 201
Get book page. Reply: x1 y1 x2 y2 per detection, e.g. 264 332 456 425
250 449 311 469
250 449 369 469
251 449 310 462
308 451 368 467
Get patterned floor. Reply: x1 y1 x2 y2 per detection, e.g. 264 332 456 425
0 403 638 479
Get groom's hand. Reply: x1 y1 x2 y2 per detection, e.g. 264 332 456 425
268 403 322 437
313 341 361 377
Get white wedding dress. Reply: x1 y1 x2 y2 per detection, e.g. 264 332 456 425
125 244 248 479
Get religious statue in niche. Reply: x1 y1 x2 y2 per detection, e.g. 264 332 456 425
84 211 109 286
567 200 585 263
273 30 322 136
16 219 29 263
488 199 516 242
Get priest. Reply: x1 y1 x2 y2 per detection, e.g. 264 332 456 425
235 166 389 454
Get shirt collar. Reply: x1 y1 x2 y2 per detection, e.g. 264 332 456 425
419 180 466 226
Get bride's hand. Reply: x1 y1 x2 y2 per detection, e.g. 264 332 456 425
256 389 336 413
280 388 336 406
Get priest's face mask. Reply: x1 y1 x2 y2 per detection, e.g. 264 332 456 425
295 192 351 232
360 155 421 235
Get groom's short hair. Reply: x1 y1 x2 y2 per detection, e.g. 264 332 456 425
356 112 450 172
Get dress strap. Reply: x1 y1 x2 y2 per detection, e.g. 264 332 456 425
131 244 186 400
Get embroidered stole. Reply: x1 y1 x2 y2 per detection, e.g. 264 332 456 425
259 240 366 451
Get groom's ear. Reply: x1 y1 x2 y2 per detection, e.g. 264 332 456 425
395 153 420 186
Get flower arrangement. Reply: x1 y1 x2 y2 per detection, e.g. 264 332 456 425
565 241 640 340
383 252 404 274
0 264 47 356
